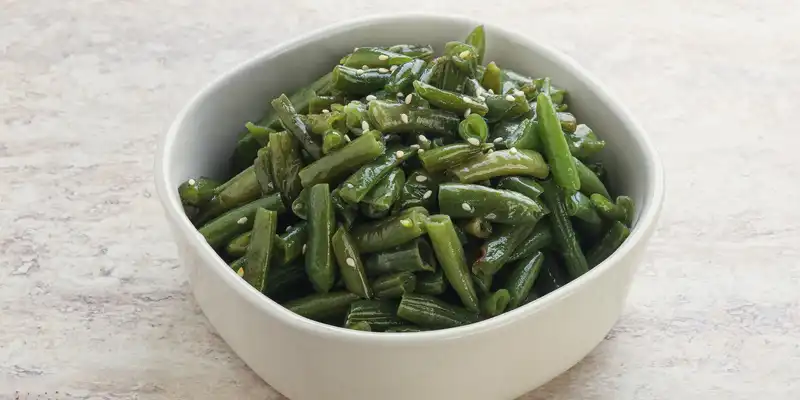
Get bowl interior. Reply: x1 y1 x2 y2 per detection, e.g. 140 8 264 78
157 14 662 334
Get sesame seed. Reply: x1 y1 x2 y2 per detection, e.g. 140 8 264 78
345 135 351 142
395 150 405 158
286 225 293 231
418 134 428 142
509 147 518 154
187 178 196 185
462 95 471 103
237 217 248 225
237 267 245 277
464 108 472 118
347 183 354 188
390 65 398 72
362 65 369 70
302 244 307 254
467 137 480 146
417 149 425 154
505 94 515 101
365 94 377 101
346 257 356 267
415 175 428 183
398 92 404 98
487 89 494 94
322 109 330 114
410 144 420 150
405 93 413 104
461 202 472 212
400 218 413 228
487 149 494 154
400 113 409 123
361 121 370 131
378 67 389 73
459 50 471 59
356 69 364 75
493 137 503 144
485 213 496 220
514 90 524 97
422 190 432 199
378 54 389 61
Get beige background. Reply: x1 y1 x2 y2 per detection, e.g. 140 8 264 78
2 0 800 399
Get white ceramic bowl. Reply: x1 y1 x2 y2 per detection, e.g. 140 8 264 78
155 14 664 400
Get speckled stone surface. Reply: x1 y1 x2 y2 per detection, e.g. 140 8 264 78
2 1 800 399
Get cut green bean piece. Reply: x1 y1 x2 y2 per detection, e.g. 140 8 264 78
339 146 416 204
372 271 417 299
341 47 413 68
505 251 544 310
438 183 546 224
283 291 360 321
508 221 552 262
449 149 549 183
565 191 602 225
307 110 347 136
384 44 435 60
617 196 635 226
484 93 530 123
496 176 545 200
481 61 502 94
425 215 479 312
179 177 220 207
567 124 605 159
472 223 535 276
272 94 322 160
472 271 493 294
226 230 251 258
291 187 309 220
254 148 276 195
500 118 540 151
443 41 479 78
332 65 392 96
416 269 447 295
346 321 372 331
195 166 262 224
574 157 611 199
199 194 285 249
533 253 571 296
332 227 371 299
397 294 480 329
465 25 486 64
458 113 489 145
413 81 488 116
298 130 385 187
351 207 429 253
418 56 447 86
540 180 588 278
274 222 308 266
360 168 405 219
230 256 247 277
331 188 359 229
586 221 631 267
343 101 369 135
590 193 625 222
385 58 426 94
345 300 406 331
364 238 437 277
557 112 577 133
305 184 336 293
418 143 491 173
537 83 580 192
268 131 304 207
480 289 510 318
322 129 347 154
243 208 278 292
460 218 492 239
368 100 460 136
397 170 438 210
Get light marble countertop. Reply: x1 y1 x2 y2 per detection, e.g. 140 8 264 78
2 1 799 399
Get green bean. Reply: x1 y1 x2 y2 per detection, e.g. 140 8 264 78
501 68 533 93
179 177 220 207
291 187 309 220
557 112 577 133
533 253 571 296
438 183 547 224
298 130 385 187
536 81 580 192
567 124 605 159
397 170 438 210
385 59 426 93
305 184 336 293
471 223 535 276
464 25 486 64
331 188 359 229
229 256 247 278
496 176 545 200
345 300 406 331
183 204 200 221
198 194 285 249
590 193 625 221
368 100 460 136
472 272 493 295
507 221 552 262
459 218 492 239
195 166 262 224
254 148 276 195
364 238 437 276
341 47 413 68
351 207 429 253
412 80 488 116
343 101 370 135
415 269 447 295
274 222 308 266
425 215 479 312
332 65 392 96
540 180 588 278
346 321 372 331
565 191 602 225
480 289 510 318
283 291 360 321
384 44 435 60
505 251 544 310
308 95 341 114
443 41 479 78
617 196 635 226
271 94 322 160
332 226 372 299
458 113 489 145
322 129 347 154
586 221 630 267
574 157 611 199
243 208 277 291
397 294 479 329
449 149 549 183
268 131 304 207
231 133 264 172
481 61 502 94
418 56 447 85
307 111 347 136
372 271 417 299
339 146 416 204
418 143 491 173
360 168 405 219
483 93 530 123
439 60 467 92
499 118 540 151
226 230 251 258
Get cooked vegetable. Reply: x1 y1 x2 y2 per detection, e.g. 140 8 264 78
181 25 635 332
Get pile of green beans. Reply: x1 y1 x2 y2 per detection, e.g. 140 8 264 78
179 25 635 332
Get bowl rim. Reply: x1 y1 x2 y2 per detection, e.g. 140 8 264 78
154 13 665 344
